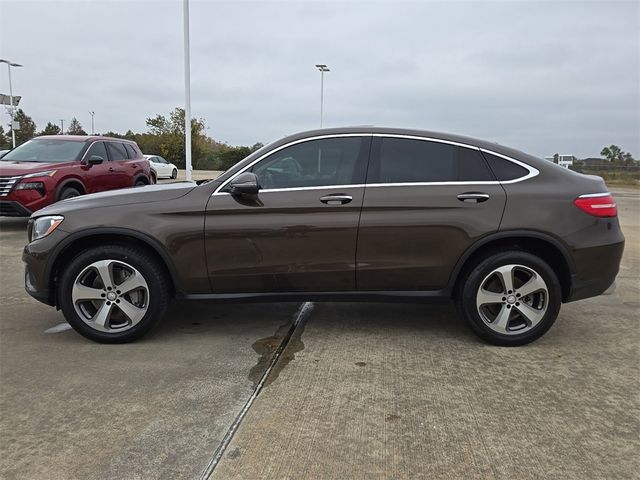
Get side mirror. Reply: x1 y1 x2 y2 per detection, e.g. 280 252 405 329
228 172 260 196
87 155 104 166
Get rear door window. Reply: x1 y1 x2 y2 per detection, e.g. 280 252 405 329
369 137 495 183
107 142 128 161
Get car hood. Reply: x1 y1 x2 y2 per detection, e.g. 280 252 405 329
0 161 62 175
33 182 197 217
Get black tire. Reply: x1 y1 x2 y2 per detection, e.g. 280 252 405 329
456 250 561 346
135 179 147 187
171 168 177 179
58 186 81 201
58 244 171 343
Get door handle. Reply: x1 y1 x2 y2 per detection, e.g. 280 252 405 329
457 192 490 203
108 167 114 172
320 194 353 205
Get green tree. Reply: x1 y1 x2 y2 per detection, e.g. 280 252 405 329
0 125 10 148
600 145 637 164
622 152 636 165
6 109 37 146
67 117 87 135
38 122 61 136
144 107 209 168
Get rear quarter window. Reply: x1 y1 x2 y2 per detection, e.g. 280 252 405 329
481 152 529 181
124 143 139 159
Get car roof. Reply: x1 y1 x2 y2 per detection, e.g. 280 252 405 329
35 135 137 144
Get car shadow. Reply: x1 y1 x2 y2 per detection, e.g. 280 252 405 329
149 300 473 345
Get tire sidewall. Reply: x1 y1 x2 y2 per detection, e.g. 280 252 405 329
58 187 81 201
460 251 561 346
171 169 177 179
59 245 169 343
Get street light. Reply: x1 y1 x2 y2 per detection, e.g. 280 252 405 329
89 111 95 135
183 0 193 181
0 59 24 148
315 64 330 128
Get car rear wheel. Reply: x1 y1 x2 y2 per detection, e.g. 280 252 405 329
58 245 170 343
171 168 177 179
135 180 147 187
58 186 81 201
457 251 561 346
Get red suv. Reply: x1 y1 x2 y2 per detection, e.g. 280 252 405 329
0 136 154 216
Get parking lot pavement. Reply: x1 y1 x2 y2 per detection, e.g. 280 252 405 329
0 217 300 479
210 188 640 480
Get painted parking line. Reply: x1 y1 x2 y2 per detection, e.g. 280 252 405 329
44 322 72 334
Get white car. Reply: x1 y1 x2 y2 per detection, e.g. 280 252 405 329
144 155 178 179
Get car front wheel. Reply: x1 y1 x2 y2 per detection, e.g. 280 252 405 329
457 251 561 346
58 245 170 343
171 168 177 179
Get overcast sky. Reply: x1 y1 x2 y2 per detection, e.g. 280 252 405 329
1 0 638 158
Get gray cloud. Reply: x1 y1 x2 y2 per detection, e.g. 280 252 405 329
1 0 638 157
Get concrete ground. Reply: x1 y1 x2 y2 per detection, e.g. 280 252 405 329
0 187 638 479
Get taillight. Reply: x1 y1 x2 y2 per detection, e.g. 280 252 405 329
574 193 617 217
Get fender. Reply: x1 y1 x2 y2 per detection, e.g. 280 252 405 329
45 226 182 294
55 177 86 200
445 229 576 293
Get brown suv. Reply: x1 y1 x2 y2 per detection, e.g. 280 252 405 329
22 127 624 345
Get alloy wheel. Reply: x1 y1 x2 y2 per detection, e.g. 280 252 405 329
71 259 149 333
475 264 549 335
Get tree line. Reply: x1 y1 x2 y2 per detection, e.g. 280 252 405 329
0 107 263 171
3 110 636 170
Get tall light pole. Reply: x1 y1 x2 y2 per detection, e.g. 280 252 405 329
183 0 193 181
315 64 330 128
0 59 23 148
60 119 64 135
89 111 95 135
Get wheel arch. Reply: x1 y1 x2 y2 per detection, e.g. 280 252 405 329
133 173 151 185
449 230 575 302
47 228 180 306
55 178 86 200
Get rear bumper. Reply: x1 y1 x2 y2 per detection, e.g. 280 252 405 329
566 239 625 302
0 201 32 217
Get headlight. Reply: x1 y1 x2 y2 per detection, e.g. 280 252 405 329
22 170 57 179
30 215 64 242
15 182 45 195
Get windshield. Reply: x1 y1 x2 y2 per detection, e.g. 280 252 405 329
0 138 87 163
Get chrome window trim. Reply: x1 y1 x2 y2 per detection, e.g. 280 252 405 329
213 183 367 196
478 148 540 184
212 133 539 196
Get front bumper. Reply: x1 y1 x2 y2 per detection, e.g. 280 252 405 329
22 229 69 306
